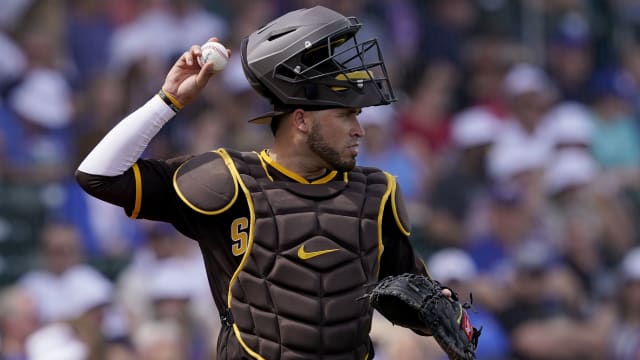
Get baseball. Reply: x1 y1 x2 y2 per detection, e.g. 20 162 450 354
198 41 229 71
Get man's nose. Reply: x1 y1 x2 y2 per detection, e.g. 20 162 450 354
353 120 365 138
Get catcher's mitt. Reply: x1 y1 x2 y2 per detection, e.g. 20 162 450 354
360 273 481 360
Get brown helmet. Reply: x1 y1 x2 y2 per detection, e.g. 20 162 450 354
240 6 396 123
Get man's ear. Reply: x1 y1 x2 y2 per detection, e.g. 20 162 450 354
292 109 310 133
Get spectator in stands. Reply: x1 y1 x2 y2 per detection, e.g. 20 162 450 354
464 182 557 320
609 247 640 359
356 105 427 205
415 0 478 66
546 21 595 103
54 176 145 260
24 256 115 360
460 35 522 117
495 63 556 152
423 107 502 252
428 248 511 360
147 261 210 360
116 222 216 328
116 222 218 359
25 322 88 360
396 61 458 169
109 0 228 75
104 337 137 360
586 67 640 241
619 40 640 119
133 320 188 360
52 71 146 260
0 286 39 360
66 0 115 87
545 150 634 298
65 268 115 360
465 183 545 282
116 222 184 328
0 68 74 184
0 30 26 98
490 63 557 215
541 101 594 151
588 67 640 169
17 222 113 325
376 0 422 81
496 242 606 360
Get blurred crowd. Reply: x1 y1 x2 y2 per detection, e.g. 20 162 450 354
2 0 640 359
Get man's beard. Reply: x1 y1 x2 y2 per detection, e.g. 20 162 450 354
307 124 356 172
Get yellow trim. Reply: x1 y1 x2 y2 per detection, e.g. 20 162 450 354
386 172 410 237
160 87 184 109
382 173 430 277
232 325 264 360
332 70 374 91
258 150 339 184
254 151 274 182
375 173 397 276
129 163 142 219
421 258 432 279
172 150 239 215
217 149 264 360
309 171 337 184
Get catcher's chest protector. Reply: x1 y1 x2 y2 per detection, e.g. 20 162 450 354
226 151 389 360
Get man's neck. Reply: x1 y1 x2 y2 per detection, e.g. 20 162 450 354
265 148 327 180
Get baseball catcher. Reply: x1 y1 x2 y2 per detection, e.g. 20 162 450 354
361 273 481 360
76 4 479 359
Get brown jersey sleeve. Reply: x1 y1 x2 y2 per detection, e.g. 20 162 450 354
75 155 193 223
378 180 428 279
378 209 427 279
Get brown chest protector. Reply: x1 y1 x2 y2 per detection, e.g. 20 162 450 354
224 150 392 360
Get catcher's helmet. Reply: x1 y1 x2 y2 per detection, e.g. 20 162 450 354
241 6 396 123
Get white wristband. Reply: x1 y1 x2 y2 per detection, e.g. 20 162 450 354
77 95 175 176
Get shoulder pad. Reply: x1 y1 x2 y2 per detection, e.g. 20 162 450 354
385 172 411 236
173 151 238 214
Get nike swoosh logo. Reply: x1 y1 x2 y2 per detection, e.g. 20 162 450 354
297 244 340 260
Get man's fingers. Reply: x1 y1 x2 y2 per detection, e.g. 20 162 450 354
187 45 203 66
442 288 453 298
182 50 194 66
196 62 215 88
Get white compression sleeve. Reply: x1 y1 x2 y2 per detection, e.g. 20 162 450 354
77 95 176 176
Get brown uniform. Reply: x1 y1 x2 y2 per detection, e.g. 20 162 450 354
76 148 427 360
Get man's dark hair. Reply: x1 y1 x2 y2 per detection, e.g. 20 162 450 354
270 113 285 136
